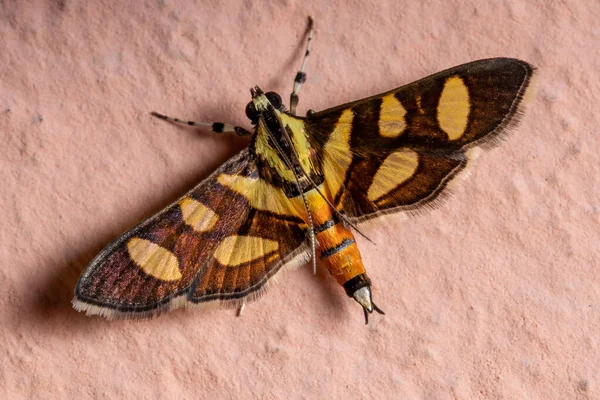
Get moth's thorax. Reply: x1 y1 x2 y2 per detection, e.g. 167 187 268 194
252 94 323 197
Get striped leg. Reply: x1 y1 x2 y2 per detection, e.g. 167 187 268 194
150 111 252 136
289 16 314 115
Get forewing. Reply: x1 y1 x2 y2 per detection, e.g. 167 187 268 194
307 58 535 222
73 149 309 319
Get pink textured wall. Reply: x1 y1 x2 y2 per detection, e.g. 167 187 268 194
2 1 598 398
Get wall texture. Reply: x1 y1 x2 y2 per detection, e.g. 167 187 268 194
1 1 598 398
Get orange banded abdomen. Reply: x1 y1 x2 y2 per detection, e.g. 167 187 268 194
301 188 368 290
315 221 365 285
293 186 381 320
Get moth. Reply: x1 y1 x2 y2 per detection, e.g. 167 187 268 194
73 17 535 323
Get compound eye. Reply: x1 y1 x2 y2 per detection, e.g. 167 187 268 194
245 102 259 123
265 92 282 109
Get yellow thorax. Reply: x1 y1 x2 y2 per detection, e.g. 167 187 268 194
254 112 315 182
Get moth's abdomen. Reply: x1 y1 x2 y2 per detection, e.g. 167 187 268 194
316 220 365 285
302 189 366 286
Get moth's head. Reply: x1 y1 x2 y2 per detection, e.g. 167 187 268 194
245 86 285 124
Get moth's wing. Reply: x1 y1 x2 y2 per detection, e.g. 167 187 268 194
73 149 310 319
189 170 311 306
307 58 536 222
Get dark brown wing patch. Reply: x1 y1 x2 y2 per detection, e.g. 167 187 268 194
73 149 309 319
307 58 535 222
190 213 309 305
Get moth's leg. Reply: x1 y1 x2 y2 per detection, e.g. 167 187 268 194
236 303 245 317
150 111 252 136
289 16 314 115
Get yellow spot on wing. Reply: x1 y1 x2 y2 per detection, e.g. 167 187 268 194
127 238 182 281
214 235 279 267
179 197 218 233
378 94 407 138
217 174 300 218
367 149 419 202
322 109 354 201
437 76 470 141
